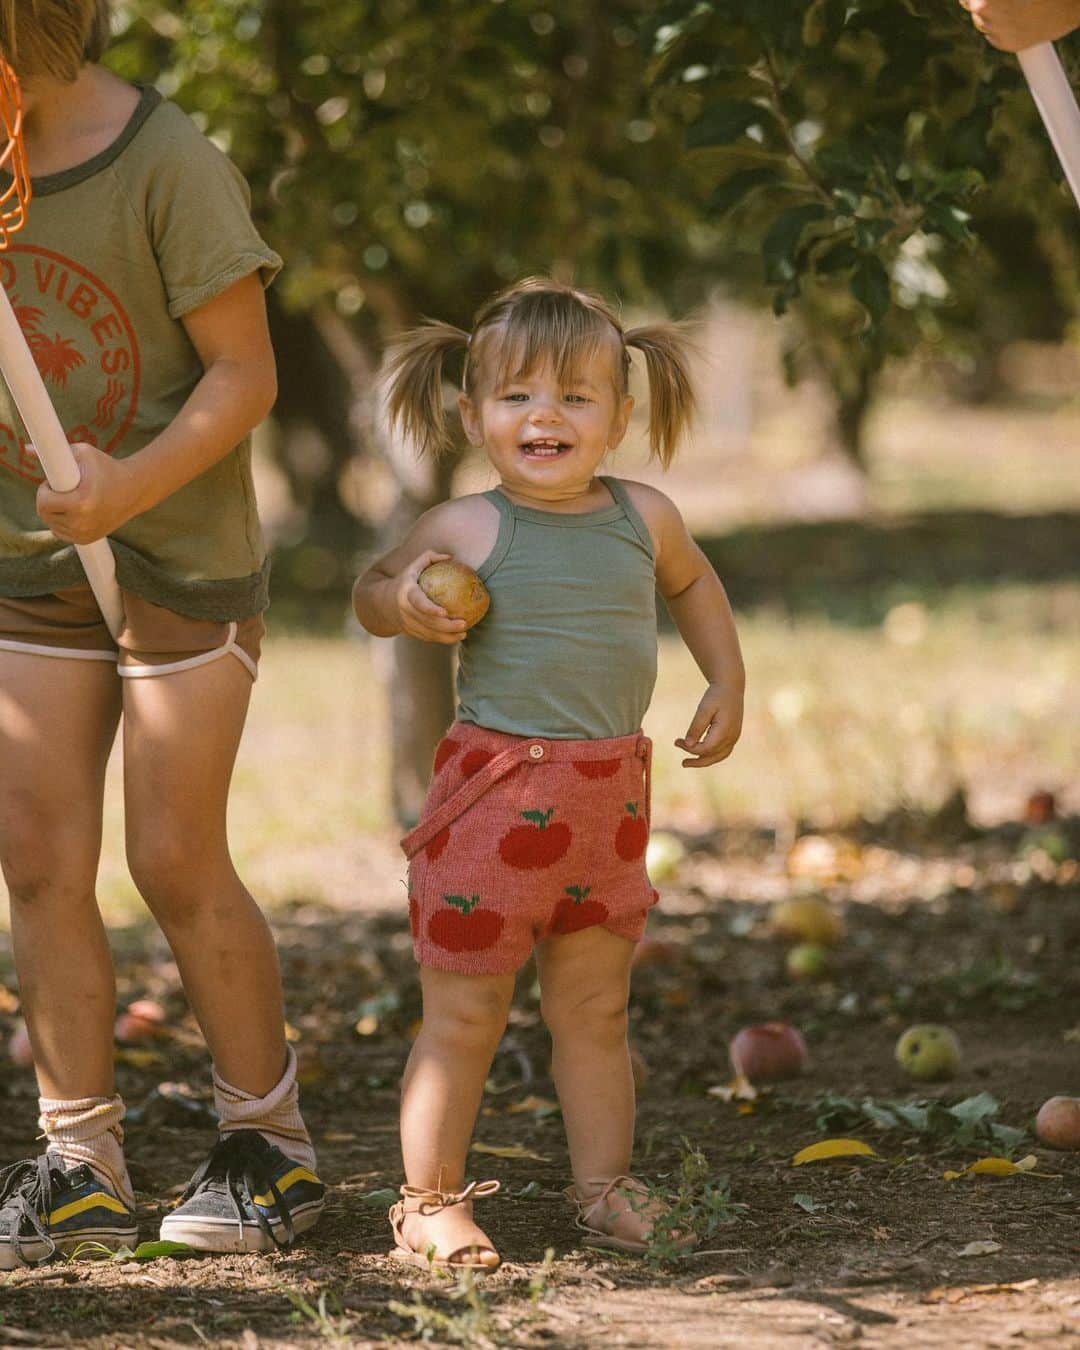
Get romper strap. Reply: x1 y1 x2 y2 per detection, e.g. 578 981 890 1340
400 731 652 860
400 740 536 859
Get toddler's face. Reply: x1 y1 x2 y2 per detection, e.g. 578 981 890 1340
459 347 633 504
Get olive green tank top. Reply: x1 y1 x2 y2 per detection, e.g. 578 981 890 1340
456 476 657 739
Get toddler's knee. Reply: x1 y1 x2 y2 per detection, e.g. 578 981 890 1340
543 987 628 1046
423 986 509 1053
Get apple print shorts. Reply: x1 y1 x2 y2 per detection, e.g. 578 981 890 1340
401 721 660 976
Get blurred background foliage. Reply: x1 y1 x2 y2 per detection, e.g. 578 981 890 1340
105 1 1080 816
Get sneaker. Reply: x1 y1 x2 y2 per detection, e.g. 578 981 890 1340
0 1154 137 1269
159 1130 324 1253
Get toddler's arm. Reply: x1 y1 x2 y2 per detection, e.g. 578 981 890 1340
353 501 475 644
36 274 276 545
634 485 744 769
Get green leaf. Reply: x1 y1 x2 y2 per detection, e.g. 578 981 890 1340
947 1093 1000 1128
861 1101 901 1130
815 240 860 274
361 1187 401 1207
687 100 775 150
762 204 829 284
708 167 780 216
130 1240 194 1261
850 256 891 325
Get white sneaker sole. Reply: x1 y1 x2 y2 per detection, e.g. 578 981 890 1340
0 1224 138 1269
159 1197 324 1253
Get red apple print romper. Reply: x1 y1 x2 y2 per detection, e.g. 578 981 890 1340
403 722 658 976
400 476 665 976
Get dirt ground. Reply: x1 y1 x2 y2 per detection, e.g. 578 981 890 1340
1 804 1078 1348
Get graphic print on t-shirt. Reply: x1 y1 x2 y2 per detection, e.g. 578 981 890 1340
0 244 141 483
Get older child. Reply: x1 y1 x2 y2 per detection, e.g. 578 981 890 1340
354 278 744 1268
0 0 322 1265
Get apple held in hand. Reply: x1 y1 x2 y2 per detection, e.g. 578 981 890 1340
729 1022 809 1081
418 560 490 629
1035 1096 1080 1150
894 1024 961 1081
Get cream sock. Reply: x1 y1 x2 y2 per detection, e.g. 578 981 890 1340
37 1095 136 1211
212 1045 316 1173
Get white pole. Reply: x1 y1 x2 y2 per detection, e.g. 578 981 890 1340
1017 42 1080 210
0 281 124 639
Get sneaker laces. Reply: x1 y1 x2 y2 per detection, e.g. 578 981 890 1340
0 1154 66 1267
175 1131 295 1249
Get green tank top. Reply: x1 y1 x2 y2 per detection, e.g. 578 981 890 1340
456 475 657 739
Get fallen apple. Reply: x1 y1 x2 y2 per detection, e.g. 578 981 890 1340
772 896 842 947
8 1019 33 1068
418 560 490 629
729 1022 808 1081
115 999 167 1045
894 1024 961 1081
645 831 685 883
1034 1095 1080 1150
785 942 830 980
1023 790 1056 826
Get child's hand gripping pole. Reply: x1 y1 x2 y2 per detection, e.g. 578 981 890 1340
0 57 124 638
1016 43 1080 210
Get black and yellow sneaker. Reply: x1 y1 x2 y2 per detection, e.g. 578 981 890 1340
160 1130 324 1253
0 1153 137 1269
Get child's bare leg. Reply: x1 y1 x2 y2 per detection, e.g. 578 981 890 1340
398 966 514 1262
0 653 120 1099
538 926 660 1243
122 656 286 1095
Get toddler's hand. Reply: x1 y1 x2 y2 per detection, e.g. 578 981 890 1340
676 680 743 768
396 550 468 643
35 442 137 544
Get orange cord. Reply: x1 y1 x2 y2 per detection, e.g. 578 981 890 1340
0 57 31 249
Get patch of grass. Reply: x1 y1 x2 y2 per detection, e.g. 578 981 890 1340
281 1287 357 1344
643 1139 742 1265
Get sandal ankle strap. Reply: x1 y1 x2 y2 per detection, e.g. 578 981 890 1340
567 1174 648 1223
397 1177 500 1218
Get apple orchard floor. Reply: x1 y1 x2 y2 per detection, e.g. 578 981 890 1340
0 811 1078 1348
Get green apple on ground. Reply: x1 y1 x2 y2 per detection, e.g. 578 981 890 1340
645 830 685 882
895 1024 962 1081
785 942 830 980
772 896 843 946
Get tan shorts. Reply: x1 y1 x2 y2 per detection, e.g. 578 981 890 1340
0 584 264 680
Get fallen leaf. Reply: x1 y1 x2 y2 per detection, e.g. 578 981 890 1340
114 1048 165 1069
708 1073 758 1102
471 1142 548 1162
958 1240 1002 1257
792 1138 879 1165
943 1155 1055 1180
505 1095 560 1117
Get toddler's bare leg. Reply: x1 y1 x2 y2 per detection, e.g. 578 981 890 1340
0 652 120 1099
398 966 514 1263
122 656 287 1096
538 925 662 1243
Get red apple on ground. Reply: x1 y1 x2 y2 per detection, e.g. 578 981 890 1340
1035 1096 1080 1150
114 999 167 1044
8 1020 33 1068
729 1022 808 1081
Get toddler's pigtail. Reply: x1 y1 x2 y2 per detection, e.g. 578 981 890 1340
624 325 696 466
384 321 470 458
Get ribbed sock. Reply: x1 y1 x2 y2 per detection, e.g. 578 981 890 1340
212 1045 316 1172
37 1095 136 1211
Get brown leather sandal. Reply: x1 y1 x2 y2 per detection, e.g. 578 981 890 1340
388 1177 501 1270
565 1174 697 1254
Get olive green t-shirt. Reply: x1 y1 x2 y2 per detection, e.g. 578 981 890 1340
0 86 281 619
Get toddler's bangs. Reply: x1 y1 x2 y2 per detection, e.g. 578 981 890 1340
473 298 626 395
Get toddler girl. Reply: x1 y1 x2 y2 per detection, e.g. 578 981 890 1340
353 278 743 1268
